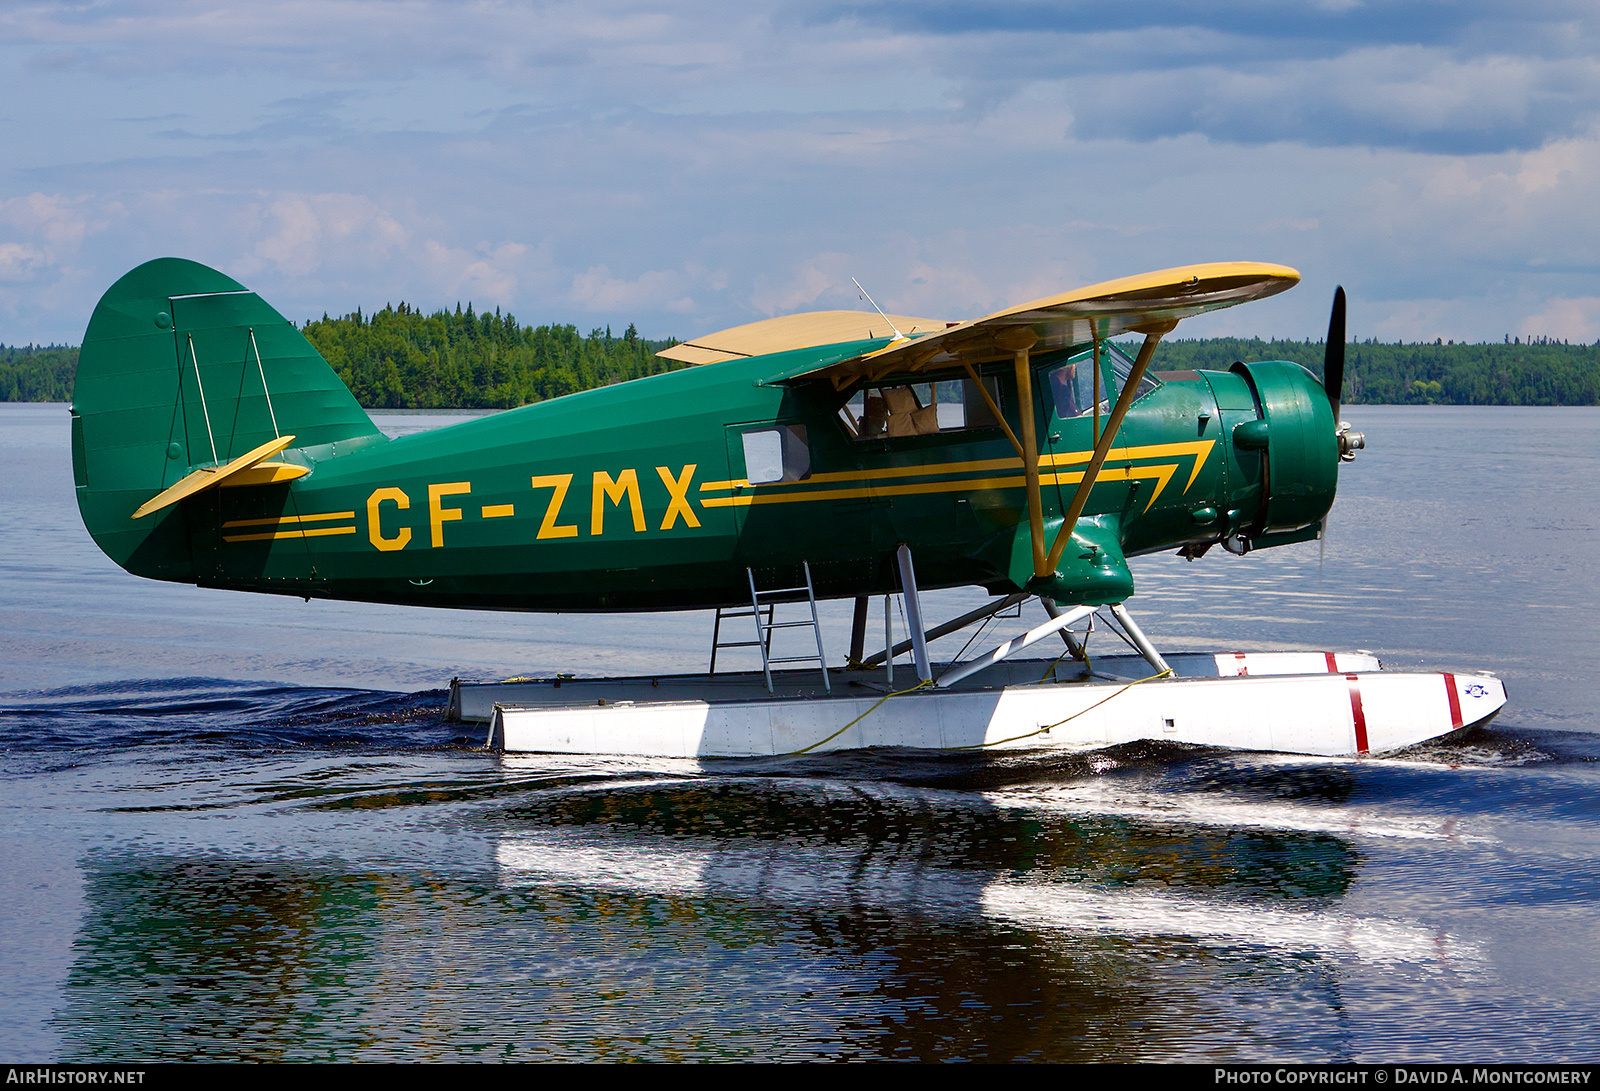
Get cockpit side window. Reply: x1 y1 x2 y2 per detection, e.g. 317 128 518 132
838 375 1002 441
1047 343 1158 421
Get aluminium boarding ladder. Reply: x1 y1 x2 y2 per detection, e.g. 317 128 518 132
708 563 831 694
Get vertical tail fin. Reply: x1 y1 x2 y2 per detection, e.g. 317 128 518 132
72 258 383 581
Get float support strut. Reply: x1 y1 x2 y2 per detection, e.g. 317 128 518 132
1108 602 1172 677
896 544 932 682
936 605 1095 689
1040 597 1088 660
849 596 869 666
862 592 1029 669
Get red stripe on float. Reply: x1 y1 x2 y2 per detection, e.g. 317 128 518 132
1444 672 1463 729
1325 652 1338 673
1346 674 1369 755
1234 653 1249 677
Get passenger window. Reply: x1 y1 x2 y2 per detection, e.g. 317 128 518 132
741 425 810 484
838 376 1001 441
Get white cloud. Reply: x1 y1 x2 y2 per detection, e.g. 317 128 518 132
749 254 851 317
6 1 1600 347
1518 297 1600 343
1371 298 1487 343
421 240 530 306
0 242 48 283
246 192 408 278
1338 128 1600 279
570 265 698 314
0 193 108 263
0 192 104 249
0 193 112 322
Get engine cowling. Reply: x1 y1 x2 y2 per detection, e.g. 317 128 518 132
1229 360 1340 539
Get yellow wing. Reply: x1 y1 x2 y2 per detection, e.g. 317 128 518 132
765 262 1300 388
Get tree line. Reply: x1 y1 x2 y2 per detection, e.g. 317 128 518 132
298 302 686 409
6 312 1599 407
1 344 78 402
1151 335 1600 406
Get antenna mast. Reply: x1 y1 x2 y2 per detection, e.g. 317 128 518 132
852 277 904 339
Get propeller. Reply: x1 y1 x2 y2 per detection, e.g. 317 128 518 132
1324 285 1364 462
1321 286 1362 573
1325 286 1345 418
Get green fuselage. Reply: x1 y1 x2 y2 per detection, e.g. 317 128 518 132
72 260 1339 612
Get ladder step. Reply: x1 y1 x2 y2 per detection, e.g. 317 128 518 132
735 562 830 696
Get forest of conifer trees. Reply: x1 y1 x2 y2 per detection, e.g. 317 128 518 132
300 303 686 409
5 308 1599 408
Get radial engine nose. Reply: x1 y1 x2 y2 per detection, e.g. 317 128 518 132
1337 422 1366 462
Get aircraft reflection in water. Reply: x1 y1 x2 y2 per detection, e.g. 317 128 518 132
71 258 1504 760
490 764 1483 966
53 761 1485 1062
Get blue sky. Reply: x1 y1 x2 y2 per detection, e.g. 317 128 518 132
3 0 1599 345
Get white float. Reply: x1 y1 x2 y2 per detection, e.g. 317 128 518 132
453 647 1503 760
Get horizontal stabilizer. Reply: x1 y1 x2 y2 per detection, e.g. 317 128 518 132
131 434 302 520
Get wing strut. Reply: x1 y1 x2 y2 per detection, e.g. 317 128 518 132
994 327 1049 578
959 359 1025 461
1043 321 1176 576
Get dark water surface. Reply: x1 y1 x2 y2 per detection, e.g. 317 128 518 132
3 402 1598 1061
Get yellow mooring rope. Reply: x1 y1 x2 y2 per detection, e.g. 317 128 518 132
785 678 934 755
959 666 1174 750
787 658 1174 757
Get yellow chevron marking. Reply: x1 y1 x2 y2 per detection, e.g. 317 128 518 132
1041 440 1214 493
1043 464 1177 512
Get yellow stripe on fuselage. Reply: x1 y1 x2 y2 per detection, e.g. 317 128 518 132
222 510 356 529
222 525 358 543
220 509 358 543
698 440 1213 511
700 465 1176 512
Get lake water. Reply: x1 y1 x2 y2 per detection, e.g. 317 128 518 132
2 401 1598 1061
